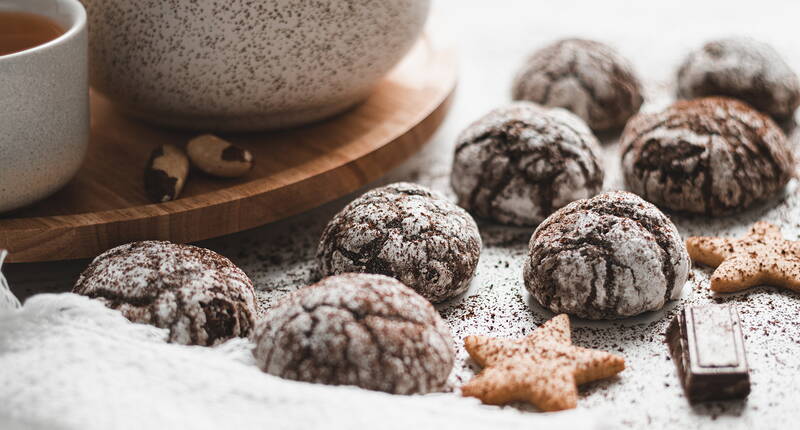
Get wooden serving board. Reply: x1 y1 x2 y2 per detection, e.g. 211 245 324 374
0 34 456 263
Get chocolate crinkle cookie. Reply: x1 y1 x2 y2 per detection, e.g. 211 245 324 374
316 182 481 303
73 241 257 346
621 97 794 216
512 38 643 131
451 102 604 226
677 37 800 119
252 273 455 394
524 191 690 320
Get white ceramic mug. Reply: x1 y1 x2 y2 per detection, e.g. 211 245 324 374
0 0 88 213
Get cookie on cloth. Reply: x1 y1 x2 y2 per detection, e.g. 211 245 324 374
461 314 625 411
686 221 800 293
73 241 257 346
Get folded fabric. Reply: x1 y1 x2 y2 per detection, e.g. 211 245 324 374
0 293 607 430
0 251 21 311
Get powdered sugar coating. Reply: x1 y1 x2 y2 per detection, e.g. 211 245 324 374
677 37 800 119
524 191 690 319
252 273 455 394
451 102 604 226
73 241 256 346
512 38 643 131
621 97 794 216
316 182 481 303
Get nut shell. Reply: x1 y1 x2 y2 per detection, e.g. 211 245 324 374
512 38 643 131
677 38 800 119
451 102 604 226
144 144 189 202
621 97 794 216
253 273 455 394
187 134 254 178
523 191 690 320
73 241 257 346
316 182 481 303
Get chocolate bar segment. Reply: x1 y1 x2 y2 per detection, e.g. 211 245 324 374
666 305 750 402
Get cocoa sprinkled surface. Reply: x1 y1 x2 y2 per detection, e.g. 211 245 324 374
8 2 800 428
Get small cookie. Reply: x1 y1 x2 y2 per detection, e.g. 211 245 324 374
451 102 604 226
677 37 800 119
316 182 482 303
73 241 257 346
512 38 643 131
461 314 625 411
621 97 794 216
686 221 800 293
252 273 455 394
524 191 690 319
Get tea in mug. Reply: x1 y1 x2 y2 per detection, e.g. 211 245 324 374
0 11 64 56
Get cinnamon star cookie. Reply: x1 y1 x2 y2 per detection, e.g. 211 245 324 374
461 314 625 411
686 221 800 293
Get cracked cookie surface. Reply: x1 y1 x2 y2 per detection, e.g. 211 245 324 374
73 241 256 346
316 182 481 303
252 273 455 394
524 191 690 319
621 97 794 216
512 38 643 131
451 102 604 226
677 38 800 119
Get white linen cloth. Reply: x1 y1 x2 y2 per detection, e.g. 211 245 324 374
0 292 605 430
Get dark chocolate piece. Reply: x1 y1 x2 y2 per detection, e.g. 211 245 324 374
666 305 750 402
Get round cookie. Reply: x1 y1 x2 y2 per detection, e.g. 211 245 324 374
316 182 481 303
621 97 794 216
73 241 256 346
512 38 643 131
677 37 800 119
252 273 455 394
524 191 690 320
451 102 604 226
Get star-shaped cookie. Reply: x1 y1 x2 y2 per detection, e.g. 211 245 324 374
686 221 800 293
461 314 625 411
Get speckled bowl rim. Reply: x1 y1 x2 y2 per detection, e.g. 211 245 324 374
0 0 86 62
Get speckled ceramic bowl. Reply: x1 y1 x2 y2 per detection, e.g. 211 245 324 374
0 0 89 213
80 0 430 132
